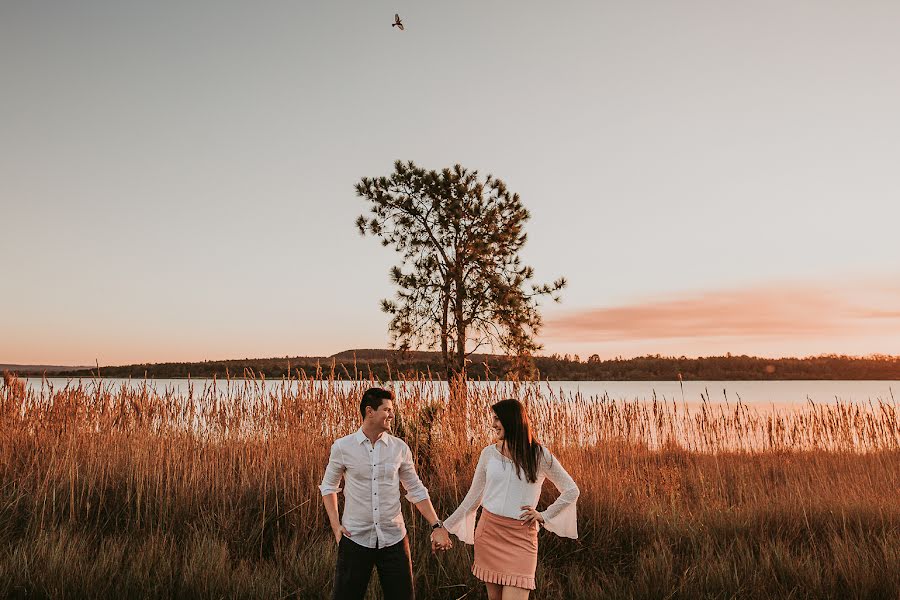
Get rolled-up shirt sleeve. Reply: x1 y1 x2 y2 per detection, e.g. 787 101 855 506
398 445 430 503
319 441 345 496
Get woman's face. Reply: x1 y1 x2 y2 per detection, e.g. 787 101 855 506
491 412 505 440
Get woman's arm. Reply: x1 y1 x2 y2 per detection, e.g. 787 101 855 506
442 448 489 545
537 448 580 538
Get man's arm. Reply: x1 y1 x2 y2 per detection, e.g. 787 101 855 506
414 497 452 551
413 497 441 525
398 446 452 551
319 441 350 543
322 493 351 543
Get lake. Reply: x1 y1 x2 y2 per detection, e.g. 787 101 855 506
22 377 897 408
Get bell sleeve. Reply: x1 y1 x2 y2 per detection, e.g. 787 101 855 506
537 448 580 538
442 447 489 545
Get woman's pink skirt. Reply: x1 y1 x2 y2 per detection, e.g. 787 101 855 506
472 509 537 590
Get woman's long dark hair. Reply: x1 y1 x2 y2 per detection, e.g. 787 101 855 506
492 399 542 483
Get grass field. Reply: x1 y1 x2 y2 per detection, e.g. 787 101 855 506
0 375 897 599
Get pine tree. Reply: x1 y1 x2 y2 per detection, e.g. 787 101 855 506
354 160 565 380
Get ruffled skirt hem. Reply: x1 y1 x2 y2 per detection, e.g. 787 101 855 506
471 563 536 590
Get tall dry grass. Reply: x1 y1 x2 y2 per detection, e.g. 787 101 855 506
0 374 897 599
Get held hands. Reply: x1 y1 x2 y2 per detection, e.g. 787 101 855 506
334 525 351 544
520 505 545 528
430 527 452 554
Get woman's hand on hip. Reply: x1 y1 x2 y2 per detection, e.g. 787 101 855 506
519 505 544 527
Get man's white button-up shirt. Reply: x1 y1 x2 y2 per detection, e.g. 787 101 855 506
319 429 430 549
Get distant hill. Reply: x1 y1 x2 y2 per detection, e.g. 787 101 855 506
12 351 900 381
330 349 435 361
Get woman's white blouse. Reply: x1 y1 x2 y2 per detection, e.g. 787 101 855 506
443 444 580 544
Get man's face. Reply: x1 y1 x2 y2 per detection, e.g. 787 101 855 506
368 399 394 432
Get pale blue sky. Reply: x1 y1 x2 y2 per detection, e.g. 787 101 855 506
2 0 899 365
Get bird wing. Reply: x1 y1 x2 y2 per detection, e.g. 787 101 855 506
395 13 400 22
397 22 404 30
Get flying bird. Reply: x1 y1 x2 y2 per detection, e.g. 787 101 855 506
392 13 404 30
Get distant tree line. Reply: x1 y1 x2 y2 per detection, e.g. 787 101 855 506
21 351 900 381
531 353 900 381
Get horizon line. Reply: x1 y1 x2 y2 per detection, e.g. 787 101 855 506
3 350 899 371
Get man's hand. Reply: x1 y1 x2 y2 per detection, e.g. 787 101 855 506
430 527 452 553
334 525 352 544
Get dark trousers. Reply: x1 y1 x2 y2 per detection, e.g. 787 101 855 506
333 535 415 600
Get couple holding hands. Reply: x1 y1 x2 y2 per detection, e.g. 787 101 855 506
320 388 580 600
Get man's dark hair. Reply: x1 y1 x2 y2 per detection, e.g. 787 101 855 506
360 387 394 419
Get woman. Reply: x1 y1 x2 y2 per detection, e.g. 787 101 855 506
443 399 580 599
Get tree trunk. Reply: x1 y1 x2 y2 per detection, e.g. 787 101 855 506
453 270 466 381
451 263 468 442
441 285 450 380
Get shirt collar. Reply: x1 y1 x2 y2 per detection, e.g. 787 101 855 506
354 428 389 447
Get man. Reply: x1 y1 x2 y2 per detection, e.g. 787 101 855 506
320 387 452 600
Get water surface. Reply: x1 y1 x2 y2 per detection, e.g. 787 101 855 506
23 377 896 407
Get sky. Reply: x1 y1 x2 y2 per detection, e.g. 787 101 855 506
1 0 898 366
